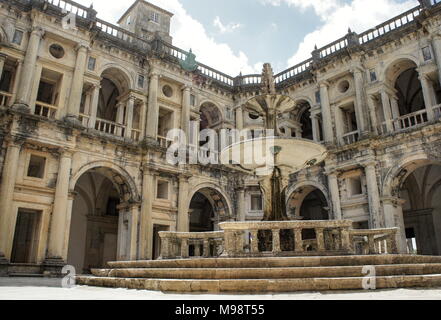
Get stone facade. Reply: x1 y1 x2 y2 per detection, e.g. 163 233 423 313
1 0 441 275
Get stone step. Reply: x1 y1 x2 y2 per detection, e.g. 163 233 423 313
90 264 441 280
107 255 441 269
76 274 441 293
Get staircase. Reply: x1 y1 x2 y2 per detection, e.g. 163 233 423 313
76 255 441 293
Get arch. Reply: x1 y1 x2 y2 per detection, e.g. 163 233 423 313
382 153 441 197
187 182 233 219
70 161 140 202
199 101 223 129
286 181 330 219
382 55 420 84
98 64 133 93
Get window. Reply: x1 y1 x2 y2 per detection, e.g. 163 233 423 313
162 85 173 98
250 194 263 211
27 155 46 179
226 107 234 120
190 94 196 107
49 44 65 59
12 30 23 45
315 91 321 104
338 80 350 93
150 12 160 23
422 46 432 61
127 15 131 25
88 57 96 71
348 176 362 197
157 180 169 200
138 75 145 88
369 69 377 82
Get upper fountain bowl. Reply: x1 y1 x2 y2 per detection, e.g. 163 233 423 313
220 136 328 176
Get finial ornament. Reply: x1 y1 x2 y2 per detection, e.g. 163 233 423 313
261 63 276 94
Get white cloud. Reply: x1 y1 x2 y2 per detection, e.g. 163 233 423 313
73 0 257 75
213 16 243 34
262 0 417 67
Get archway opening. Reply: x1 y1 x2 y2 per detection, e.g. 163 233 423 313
395 67 424 116
398 164 441 255
67 167 133 274
288 186 329 244
189 192 215 232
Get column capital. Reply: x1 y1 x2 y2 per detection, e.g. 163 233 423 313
58 148 75 159
178 174 191 182
381 196 406 206
0 53 7 62
75 43 90 53
319 80 330 89
30 26 45 38
350 66 364 75
149 70 160 78
181 84 192 92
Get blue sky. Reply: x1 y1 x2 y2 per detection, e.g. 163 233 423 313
75 0 419 75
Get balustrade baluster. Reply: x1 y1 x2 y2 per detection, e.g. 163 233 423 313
272 229 281 254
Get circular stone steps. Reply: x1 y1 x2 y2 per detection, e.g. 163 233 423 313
75 255 441 293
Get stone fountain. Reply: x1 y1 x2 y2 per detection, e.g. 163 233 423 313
220 63 328 253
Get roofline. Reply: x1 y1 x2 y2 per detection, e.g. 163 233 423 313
117 0 174 24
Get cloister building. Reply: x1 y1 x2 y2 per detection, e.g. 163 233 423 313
1 0 441 275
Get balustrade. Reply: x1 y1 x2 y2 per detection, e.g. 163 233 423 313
34 101 58 119
341 130 359 146
94 118 126 137
158 231 224 259
349 228 398 255
0 91 12 107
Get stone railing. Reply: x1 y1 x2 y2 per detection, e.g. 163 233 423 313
23 0 438 92
350 228 398 255
218 220 354 257
341 130 360 146
94 118 125 137
34 101 58 119
158 231 225 259
0 91 12 107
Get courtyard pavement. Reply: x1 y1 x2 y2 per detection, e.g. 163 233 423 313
0 277 441 300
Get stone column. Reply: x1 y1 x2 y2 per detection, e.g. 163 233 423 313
237 188 246 221
181 86 191 139
380 89 393 132
0 54 7 82
0 140 22 260
125 97 135 139
419 73 436 121
46 150 73 262
328 173 342 220
88 84 100 129
236 106 244 131
364 162 383 228
129 205 139 260
66 44 88 123
432 35 441 86
177 176 190 232
383 197 407 253
13 27 44 112
139 168 154 260
310 113 320 142
352 68 367 134
319 82 334 144
367 95 379 135
11 60 23 104
146 72 159 140
116 102 125 136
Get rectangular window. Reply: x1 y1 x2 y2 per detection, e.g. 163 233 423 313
422 46 432 61
250 194 263 211
127 15 131 25
88 57 96 71
27 155 46 179
190 94 196 107
348 176 363 196
12 30 23 45
315 91 321 104
138 75 145 88
150 12 160 23
369 69 377 82
157 180 169 200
